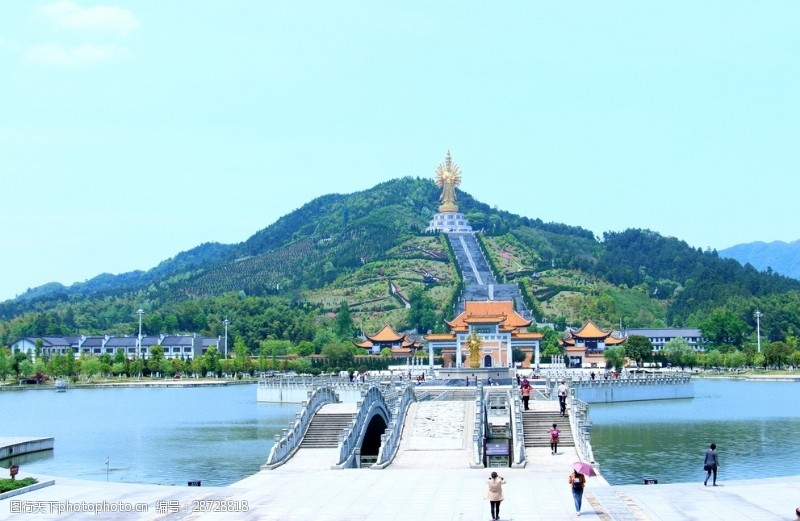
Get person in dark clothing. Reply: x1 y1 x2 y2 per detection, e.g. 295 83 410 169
703 442 719 486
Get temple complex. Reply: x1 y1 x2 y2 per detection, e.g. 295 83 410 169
353 325 423 357
426 151 473 233
425 301 542 368
559 320 626 368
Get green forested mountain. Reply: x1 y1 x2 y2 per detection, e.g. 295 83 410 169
2 176 800 349
720 240 800 281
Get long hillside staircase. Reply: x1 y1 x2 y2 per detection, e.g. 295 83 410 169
447 232 531 317
522 409 575 448
299 413 352 449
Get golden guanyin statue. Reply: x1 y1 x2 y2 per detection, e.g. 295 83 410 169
466 330 482 368
435 151 461 213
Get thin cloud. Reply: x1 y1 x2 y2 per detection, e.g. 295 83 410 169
39 0 139 35
24 43 122 65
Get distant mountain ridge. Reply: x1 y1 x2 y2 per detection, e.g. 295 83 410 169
720 240 800 280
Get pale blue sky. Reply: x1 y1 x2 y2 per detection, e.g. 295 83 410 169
2 1 799 301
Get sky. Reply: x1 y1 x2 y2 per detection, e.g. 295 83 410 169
1 1 799 302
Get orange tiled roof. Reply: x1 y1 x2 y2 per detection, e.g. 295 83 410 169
514 332 545 340
424 333 456 341
391 347 413 354
446 301 531 330
366 325 405 343
353 339 373 349
569 320 613 340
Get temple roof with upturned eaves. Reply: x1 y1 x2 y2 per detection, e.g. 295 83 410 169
446 301 532 331
366 325 405 343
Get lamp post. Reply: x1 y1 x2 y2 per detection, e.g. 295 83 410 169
136 309 144 357
223 318 229 359
753 310 763 353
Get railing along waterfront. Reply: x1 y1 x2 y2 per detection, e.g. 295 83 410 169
334 385 394 469
373 384 416 469
568 394 595 465
471 383 486 468
508 384 526 467
262 385 339 469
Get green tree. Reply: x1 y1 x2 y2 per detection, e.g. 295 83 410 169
704 349 723 369
295 341 315 357
725 350 745 369
233 336 252 376
321 342 355 369
204 346 221 376
130 358 144 378
18 359 34 379
603 346 626 372
333 301 356 340
380 347 392 357
147 345 166 376
0 347 13 381
112 362 127 377
407 287 437 333
81 356 102 380
764 341 793 368
700 309 749 351
624 335 653 367
661 337 695 369
752 352 766 368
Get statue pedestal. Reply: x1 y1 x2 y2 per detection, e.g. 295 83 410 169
426 212 473 233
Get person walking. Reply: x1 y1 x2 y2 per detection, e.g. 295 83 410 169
703 442 720 486
485 471 506 520
557 380 568 416
550 423 560 455
520 379 531 411
569 469 586 515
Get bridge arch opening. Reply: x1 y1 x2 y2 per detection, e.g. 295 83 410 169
360 414 388 459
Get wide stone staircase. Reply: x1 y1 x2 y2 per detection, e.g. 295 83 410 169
521 409 574 448
299 413 353 448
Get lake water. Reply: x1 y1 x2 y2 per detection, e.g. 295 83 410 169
1 378 797 487
589 377 800 485
0 384 298 486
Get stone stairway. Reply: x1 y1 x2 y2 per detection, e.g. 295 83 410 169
299 413 353 448
521 409 574 448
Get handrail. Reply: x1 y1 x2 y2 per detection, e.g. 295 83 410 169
470 383 486 468
373 384 416 469
262 385 339 469
508 384 526 467
568 394 596 465
333 385 393 468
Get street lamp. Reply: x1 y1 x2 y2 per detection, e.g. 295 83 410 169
223 318 229 359
136 309 144 357
753 310 763 353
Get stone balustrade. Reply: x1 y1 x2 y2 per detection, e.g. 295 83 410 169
334 385 394 469
470 383 485 468
262 386 339 469
373 384 416 469
568 395 596 465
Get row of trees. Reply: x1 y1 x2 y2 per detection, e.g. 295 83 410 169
602 335 800 372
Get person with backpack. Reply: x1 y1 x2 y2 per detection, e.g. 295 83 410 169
550 423 560 455
569 469 587 515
